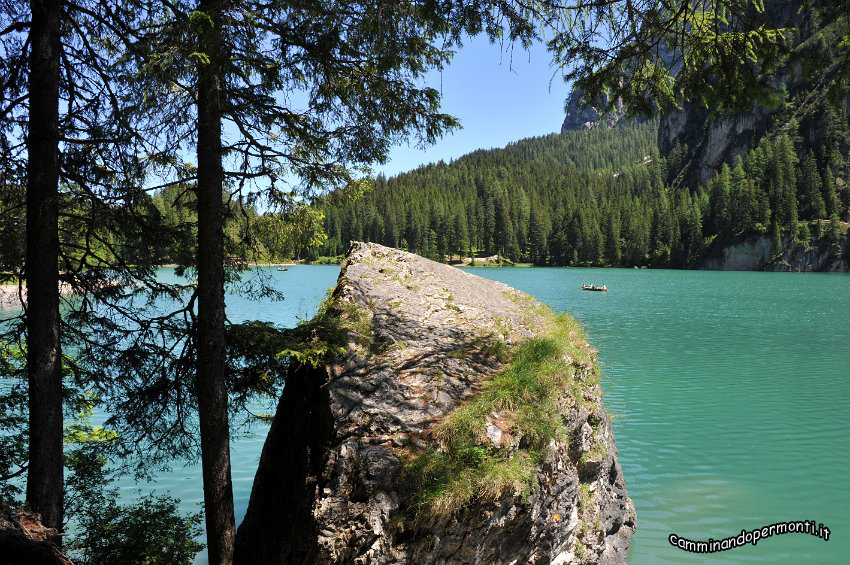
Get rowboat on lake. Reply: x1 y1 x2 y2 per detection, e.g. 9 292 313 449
581 284 607 292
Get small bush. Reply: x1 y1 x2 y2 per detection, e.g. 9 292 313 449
65 431 204 565
71 493 204 565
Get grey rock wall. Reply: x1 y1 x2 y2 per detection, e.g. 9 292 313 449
561 89 626 132
701 235 849 272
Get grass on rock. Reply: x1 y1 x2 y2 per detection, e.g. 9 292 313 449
403 307 596 521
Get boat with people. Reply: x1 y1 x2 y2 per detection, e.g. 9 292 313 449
277 267 288 271
581 283 607 292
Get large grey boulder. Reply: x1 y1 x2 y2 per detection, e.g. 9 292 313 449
235 242 635 564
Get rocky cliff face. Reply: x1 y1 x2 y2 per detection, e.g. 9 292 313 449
561 88 627 132
563 4 849 188
658 103 772 185
660 93 850 186
656 4 849 186
701 234 849 272
561 73 776 185
234 242 635 564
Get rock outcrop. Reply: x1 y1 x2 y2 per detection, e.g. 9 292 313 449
658 102 771 185
701 234 849 272
235 242 634 564
561 88 627 132
0 503 72 565
700 235 774 271
0 283 75 311
562 4 849 190
768 236 850 272
655 3 848 186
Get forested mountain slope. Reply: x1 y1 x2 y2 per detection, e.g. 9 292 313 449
316 3 850 270
315 109 848 269
316 122 686 267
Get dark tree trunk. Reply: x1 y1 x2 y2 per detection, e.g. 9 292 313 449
196 0 235 562
234 363 333 565
25 0 64 532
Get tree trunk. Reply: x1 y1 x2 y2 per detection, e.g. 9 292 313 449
234 361 333 565
25 0 64 532
233 362 333 565
196 0 235 562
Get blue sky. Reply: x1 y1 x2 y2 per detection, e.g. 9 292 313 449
376 36 571 178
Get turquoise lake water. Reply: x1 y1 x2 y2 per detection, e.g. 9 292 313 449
462 267 849 564
3 265 848 563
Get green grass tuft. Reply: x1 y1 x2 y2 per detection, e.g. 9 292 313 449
579 431 609 465
403 308 596 520
578 482 592 509
405 447 539 519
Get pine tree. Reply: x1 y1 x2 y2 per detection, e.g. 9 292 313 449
755 193 770 232
427 228 438 261
466 205 478 258
799 151 826 219
484 198 496 256
405 206 420 254
710 164 731 237
774 134 799 238
771 221 783 252
528 207 547 265
666 140 688 183
453 211 470 262
797 221 811 246
24 0 64 530
193 2 237 558
547 215 569 266
604 209 622 266
436 213 449 262
495 196 515 259
821 165 838 217
827 212 841 245
730 158 752 234
384 213 399 249
683 200 704 266
841 177 850 222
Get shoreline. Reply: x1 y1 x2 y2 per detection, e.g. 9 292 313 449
0 282 79 310
157 261 299 268
0 284 24 309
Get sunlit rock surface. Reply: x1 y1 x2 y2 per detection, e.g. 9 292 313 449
235 242 634 564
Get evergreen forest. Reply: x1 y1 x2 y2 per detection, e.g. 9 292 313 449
316 109 850 267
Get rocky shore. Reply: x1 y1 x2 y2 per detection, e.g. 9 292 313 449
0 285 24 309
